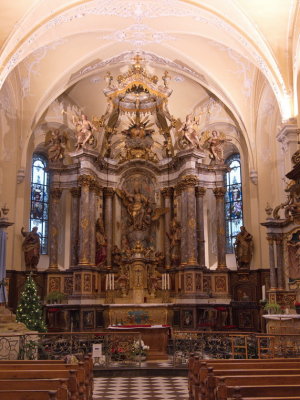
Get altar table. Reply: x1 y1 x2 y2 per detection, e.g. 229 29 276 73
107 325 171 360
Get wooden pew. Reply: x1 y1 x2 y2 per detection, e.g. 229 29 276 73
0 355 93 399
188 356 300 400
216 376 300 400
0 370 79 400
189 358 300 400
0 378 68 400
0 390 57 400
227 385 300 400
0 362 87 399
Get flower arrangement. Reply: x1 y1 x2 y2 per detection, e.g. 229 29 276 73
132 340 149 358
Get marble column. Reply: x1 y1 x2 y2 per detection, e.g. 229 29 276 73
196 186 206 268
89 183 97 266
104 187 114 269
275 235 285 290
267 235 277 290
213 187 227 270
178 175 199 267
95 186 103 219
48 187 63 270
70 187 80 267
161 187 173 269
78 175 94 266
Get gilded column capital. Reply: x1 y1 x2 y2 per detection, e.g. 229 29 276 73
195 186 206 197
161 187 174 198
103 187 115 197
50 187 63 200
178 175 199 191
267 235 275 244
94 185 103 197
78 174 95 188
213 187 226 198
70 187 81 198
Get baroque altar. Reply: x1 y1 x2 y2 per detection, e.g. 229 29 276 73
43 56 232 331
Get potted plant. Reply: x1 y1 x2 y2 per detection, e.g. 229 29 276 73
45 291 67 304
263 301 282 314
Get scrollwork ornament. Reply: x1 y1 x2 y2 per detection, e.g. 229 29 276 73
292 149 300 165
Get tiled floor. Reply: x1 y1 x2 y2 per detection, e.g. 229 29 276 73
93 376 189 400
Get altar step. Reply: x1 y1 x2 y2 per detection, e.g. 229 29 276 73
94 360 187 378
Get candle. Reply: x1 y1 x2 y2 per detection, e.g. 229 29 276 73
262 285 266 300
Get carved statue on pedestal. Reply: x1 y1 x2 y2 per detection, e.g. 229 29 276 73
72 114 97 151
95 218 107 267
46 129 68 162
167 218 181 267
21 226 40 271
234 226 254 270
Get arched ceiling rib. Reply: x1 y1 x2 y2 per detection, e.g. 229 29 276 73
0 0 296 120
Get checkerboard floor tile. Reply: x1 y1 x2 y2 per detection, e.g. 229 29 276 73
93 376 189 400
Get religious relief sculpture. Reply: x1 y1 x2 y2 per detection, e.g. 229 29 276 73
72 113 97 151
118 114 158 163
234 226 254 270
46 129 68 162
116 187 168 234
167 218 181 267
147 264 161 297
21 226 40 270
95 218 107 267
116 264 129 297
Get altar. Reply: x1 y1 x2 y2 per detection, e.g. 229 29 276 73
107 324 171 360
263 314 300 334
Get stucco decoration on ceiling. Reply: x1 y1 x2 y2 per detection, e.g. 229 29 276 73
102 24 176 48
69 51 207 86
20 39 67 98
0 0 287 119
207 39 253 98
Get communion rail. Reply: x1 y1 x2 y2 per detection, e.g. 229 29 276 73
1 331 300 366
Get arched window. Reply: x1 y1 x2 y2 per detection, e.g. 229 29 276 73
30 154 49 254
225 154 243 253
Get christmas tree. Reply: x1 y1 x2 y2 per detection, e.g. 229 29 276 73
16 274 47 332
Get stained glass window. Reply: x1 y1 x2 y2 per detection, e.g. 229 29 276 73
30 154 49 254
225 154 243 253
